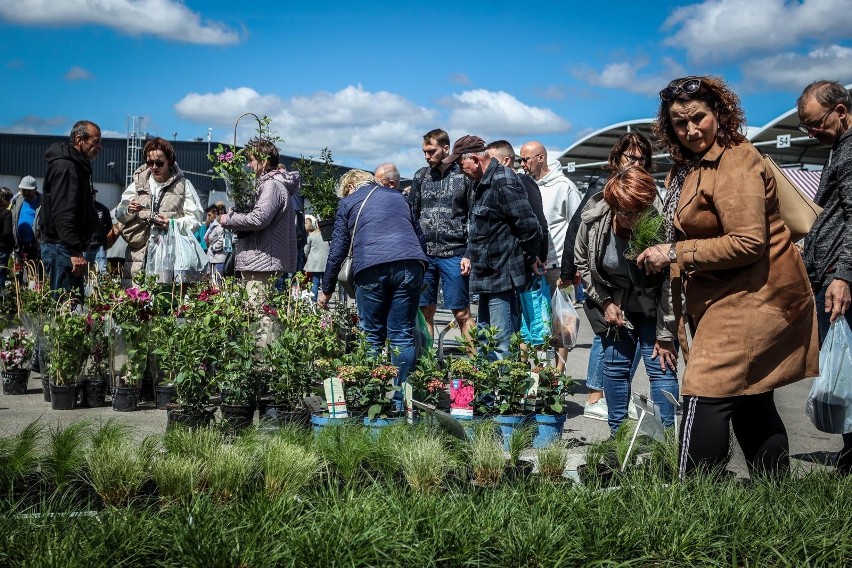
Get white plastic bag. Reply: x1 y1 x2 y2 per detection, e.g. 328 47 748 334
172 220 208 283
551 287 580 350
148 226 174 284
806 318 852 434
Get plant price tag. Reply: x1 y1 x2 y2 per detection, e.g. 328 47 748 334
323 377 348 418
403 383 414 424
449 378 474 418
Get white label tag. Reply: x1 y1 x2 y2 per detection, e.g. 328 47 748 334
323 377 348 418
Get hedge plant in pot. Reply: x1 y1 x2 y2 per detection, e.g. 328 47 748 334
293 147 339 240
160 318 215 429
79 314 110 407
105 284 154 412
0 328 34 395
217 330 259 432
408 349 448 411
43 306 92 410
15 269 54 395
491 334 535 451
150 314 178 409
259 327 314 427
531 364 573 448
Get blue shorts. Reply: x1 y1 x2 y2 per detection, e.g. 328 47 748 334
420 255 470 310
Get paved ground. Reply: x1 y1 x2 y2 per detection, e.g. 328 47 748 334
0 302 843 477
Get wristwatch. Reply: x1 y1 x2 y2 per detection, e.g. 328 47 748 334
667 245 677 263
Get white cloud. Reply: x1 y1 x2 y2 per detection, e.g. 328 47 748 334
0 0 240 45
174 85 436 168
64 66 93 81
574 57 685 96
0 115 67 134
446 89 570 137
741 44 852 90
664 0 852 62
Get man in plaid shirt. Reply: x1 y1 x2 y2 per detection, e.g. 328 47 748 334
443 135 543 359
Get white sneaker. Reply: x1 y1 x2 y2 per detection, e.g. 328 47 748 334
583 398 608 422
628 398 639 420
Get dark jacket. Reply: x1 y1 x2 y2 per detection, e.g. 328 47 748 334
39 143 98 257
803 128 852 290
88 200 112 250
322 183 427 294
466 159 542 294
0 209 13 254
519 173 551 264
411 162 471 258
560 176 606 281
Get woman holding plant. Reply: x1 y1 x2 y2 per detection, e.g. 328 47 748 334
115 138 203 279
575 164 679 436
638 76 819 477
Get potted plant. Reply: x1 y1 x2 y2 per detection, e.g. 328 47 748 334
149 314 178 409
408 349 449 410
0 328 34 395
531 365 573 448
79 313 110 407
362 363 402 426
160 319 215 429
293 147 339 240
105 284 154 411
15 269 53 397
42 307 92 410
624 208 667 288
259 328 314 427
217 330 259 432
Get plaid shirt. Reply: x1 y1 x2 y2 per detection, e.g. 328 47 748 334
466 159 542 294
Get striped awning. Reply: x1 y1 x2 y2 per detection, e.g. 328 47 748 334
779 167 822 200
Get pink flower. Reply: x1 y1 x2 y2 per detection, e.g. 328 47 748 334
262 305 278 317
125 287 140 300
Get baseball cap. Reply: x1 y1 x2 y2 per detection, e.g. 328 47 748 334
18 175 37 191
442 135 487 164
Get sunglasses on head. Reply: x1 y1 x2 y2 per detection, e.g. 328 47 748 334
659 78 702 101
146 160 165 168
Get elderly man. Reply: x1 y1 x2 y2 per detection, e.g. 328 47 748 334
411 128 475 345
40 120 101 295
797 80 852 475
11 175 42 273
445 135 543 359
374 163 401 190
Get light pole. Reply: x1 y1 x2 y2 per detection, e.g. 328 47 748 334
207 127 212 157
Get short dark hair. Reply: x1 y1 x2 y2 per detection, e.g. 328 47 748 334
607 132 654 172
797 80 852 111
423 128 450 147
143 137 177 166
603 164 657 213
0 187 11 201
246 138 279 172
485 139 515 161
205 205 219 215
70 120 100 143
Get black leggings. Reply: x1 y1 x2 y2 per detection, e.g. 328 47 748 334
679 391 789 478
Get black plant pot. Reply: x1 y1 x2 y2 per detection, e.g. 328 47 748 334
2 369 30 395
154 385 177 410
317 219 335 242
112 386 139 412
220 403 255 431
50 384 77 410
80 377 108 408
166 406 212 430
41 376 51 402
139 374 155 402
259 402 309 428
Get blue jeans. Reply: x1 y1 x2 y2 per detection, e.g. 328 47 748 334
311 274 323 302
83 246 107 274
601 312 679 434
420 255 470 310
477 287 522 360
41 242 83 297
354 260 424 386
576 281 587 303
814 284 852 469
587 333 640 392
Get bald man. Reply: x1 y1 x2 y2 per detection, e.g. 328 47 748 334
374 163 401 190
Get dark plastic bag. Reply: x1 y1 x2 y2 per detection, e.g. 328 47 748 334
806 318 852 434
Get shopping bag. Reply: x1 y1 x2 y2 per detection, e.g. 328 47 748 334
414 309 433 358
551 287 580 349
148 225 175 284
519 276 551 346
806 318 852 434
172 220 209 283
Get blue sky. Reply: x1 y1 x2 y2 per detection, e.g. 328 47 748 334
1 0 851 176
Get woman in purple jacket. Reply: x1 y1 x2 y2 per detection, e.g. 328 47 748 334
220 138 300 301
318 169 427 386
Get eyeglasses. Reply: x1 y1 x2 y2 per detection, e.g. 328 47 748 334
797 106 837 133
146 160 165 168
659 78 702 101
614 208 642 218
520 154 543 163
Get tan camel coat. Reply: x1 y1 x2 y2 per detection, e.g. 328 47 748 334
670 140 819 397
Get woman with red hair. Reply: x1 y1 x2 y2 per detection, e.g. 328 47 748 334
575 164 679 435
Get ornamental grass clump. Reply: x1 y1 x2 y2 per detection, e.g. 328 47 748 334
469 427 505 487
315 423 373 483
536 442 569 482
85 441 148 508
151 455 204 506
398 435 454 494
0 421 42 494
205 444 257 502
41 421 90 492
163 426 224 461
625 208 665 260
262 438 322 499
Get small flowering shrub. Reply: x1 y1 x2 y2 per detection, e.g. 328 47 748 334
0 328 34 371
408 350 446 408
43 307 92 386
106 284 155 386
532 365 573 415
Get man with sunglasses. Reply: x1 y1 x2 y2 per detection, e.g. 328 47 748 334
797 80 852 475
39 120 102 295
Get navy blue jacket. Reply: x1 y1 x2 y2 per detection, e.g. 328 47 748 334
322 183 427 294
